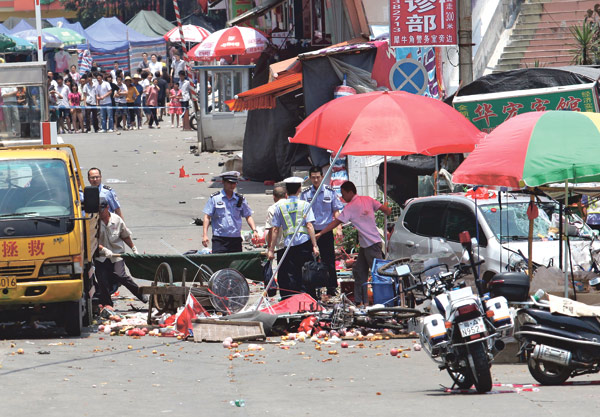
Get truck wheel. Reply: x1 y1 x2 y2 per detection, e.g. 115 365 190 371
64 299 83 337
527 356 570 385
468 342 493 393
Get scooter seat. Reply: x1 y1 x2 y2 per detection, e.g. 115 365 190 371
526 308 600 336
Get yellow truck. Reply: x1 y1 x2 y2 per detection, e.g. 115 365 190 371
0 144 99 335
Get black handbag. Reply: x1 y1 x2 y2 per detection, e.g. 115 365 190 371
263 260 278 297
302 255 329 289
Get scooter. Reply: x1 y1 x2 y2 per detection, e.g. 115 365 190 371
514 291 600 385
379 232 514 393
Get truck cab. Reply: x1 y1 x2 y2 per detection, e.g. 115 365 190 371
0 144 99 335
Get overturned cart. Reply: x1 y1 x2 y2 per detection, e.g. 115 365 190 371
121 251 266 322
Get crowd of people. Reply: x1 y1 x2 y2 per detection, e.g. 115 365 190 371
47 52 192 134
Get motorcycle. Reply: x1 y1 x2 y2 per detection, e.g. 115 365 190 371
514 290 600 385
378 232 516 393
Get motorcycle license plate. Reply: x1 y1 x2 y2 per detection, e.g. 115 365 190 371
0 276 17 290
458 317 485 337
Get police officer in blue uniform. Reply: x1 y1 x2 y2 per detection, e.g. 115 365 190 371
300 166 344 298
88 167 123 218
202 171 259 253
267 177 319 299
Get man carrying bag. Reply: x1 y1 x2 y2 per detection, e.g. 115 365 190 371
267 177 319 299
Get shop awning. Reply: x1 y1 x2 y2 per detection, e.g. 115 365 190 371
228 72 303 111
227 0 287 27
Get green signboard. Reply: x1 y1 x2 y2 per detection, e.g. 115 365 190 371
453 83 599 133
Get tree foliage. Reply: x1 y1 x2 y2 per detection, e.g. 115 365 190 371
569 23 599 65
59 0 199 27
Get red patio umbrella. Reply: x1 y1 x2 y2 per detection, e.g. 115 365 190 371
289 90 483 156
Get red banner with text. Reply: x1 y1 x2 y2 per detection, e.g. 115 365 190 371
390 0 458 47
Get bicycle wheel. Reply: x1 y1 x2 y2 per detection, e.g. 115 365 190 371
153 262 174 311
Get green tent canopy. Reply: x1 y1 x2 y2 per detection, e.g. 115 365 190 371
0 33 15 51
127 10 175 38
0 33 34 52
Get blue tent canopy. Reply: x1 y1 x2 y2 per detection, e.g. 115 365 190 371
46 17 70 27
0 23 9 34
84 17 164 52
63 22 86 39
9 20 33 34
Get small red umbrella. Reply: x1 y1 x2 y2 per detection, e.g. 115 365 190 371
289 90 483 156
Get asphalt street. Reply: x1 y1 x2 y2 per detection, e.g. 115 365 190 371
2 126 600 416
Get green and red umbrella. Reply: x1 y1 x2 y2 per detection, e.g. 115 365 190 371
452 111 600 188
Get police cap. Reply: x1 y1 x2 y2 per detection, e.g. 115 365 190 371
221 171 240 183
283 177 304 184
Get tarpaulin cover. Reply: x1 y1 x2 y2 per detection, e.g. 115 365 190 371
302 48 377 166
446 66 600 104
376 154 464 205
126 10 175 38
121 250 266 282
260 293 322 315
63 22 87 39
242 93 310 181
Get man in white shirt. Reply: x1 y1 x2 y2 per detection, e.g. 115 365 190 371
316 181 392 306
94 198 146 306
140 71 151 125
171 53 186 84
110 61 120 81
95 73 114 133
149 54 162 77
82 74 98 133
52 76 72 134
178 70 191 117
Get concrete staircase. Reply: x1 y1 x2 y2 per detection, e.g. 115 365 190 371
495 0 597 71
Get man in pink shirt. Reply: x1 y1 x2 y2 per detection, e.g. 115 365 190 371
316 181 391 306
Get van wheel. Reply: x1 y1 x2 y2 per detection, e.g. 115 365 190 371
64 299 83 336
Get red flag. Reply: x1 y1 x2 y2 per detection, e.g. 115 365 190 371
176 293 209 336
198 0 208 13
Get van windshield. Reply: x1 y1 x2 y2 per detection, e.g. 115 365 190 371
0 159 73 218
479 201 593 241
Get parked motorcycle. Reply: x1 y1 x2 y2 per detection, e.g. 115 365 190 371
514 290 600 385
379 232 519 393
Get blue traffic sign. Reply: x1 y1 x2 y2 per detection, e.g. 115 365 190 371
389 58 428 95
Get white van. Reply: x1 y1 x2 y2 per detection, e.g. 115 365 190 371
388 192 598 282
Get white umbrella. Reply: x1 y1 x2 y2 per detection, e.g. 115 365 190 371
188 26 268 61
164 25 211 43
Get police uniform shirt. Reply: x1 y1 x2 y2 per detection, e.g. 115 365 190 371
98 183 120 213
203 189 252 237
271 196 316 247
300 184 344 230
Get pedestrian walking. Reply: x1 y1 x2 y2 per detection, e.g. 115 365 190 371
202 171 259 254
300 166 344 299
88 167 123 218
156 71 168 121
178 70 190 119
315 181 391 306
94 198 146 307
267 177 320 299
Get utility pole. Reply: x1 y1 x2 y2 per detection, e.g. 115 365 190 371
458 0 473 85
